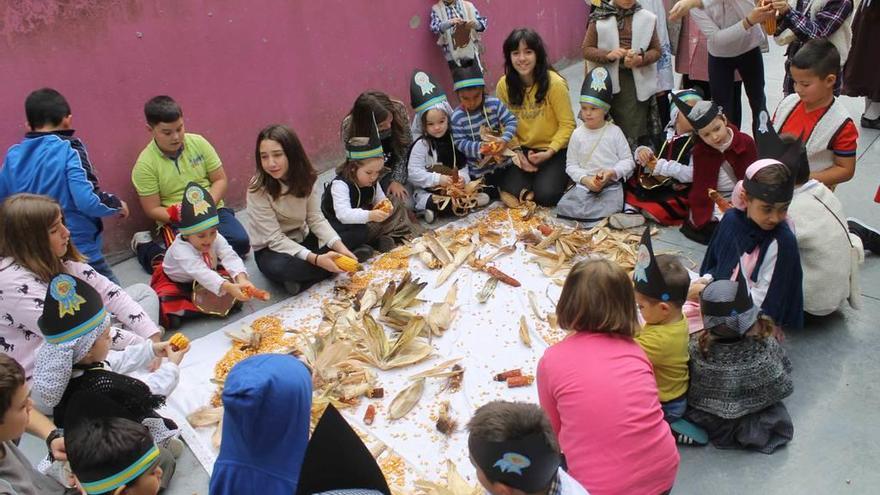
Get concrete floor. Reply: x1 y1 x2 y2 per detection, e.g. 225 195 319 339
21 43 880 494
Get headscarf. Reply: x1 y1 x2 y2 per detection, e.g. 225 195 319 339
209 354 312 495
590 0 642 29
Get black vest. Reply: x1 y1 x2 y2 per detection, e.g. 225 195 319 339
321 176 377 222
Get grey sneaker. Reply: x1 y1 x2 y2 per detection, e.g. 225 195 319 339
163 436 185 459
609 212 646 230
130 231 152 254
422 209 435 224
475 192 491 207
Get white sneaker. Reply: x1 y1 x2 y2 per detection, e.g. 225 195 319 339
130 231 153 254
422 209 435 224
475 192 491 207
609 212 646 230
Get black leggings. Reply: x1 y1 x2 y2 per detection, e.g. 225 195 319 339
254 230 363 288
708 47 765 130
498 147 570 206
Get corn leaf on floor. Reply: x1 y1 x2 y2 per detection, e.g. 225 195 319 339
20 45 880 494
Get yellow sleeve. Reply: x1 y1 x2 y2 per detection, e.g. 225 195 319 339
495 77 510 106
547 75 576 152
131 158 158 197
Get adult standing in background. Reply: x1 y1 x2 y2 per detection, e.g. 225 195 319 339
843 0 880 129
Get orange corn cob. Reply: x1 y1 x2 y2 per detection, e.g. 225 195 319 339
708 189 732 212
242 286 271 301
537 224 553 236
506 375 535 388
363 404 377 425
169 333 189 351
494 369 522 381
373 199 393 214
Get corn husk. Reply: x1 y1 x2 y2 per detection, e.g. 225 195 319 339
422 232 454 266
519 315 532 348
389 378 425 419
548 312 559 330
409 358 464 380
187 406 224 427
479 229 502 246
355 315 433 370
435 401 457 436
379 273 427 329
415 460 482 495
528 290 545 321
436 243 476 287
427 281 459 335
212 418 223 449
355 286 380 319
475 277 498 303
224 327 262 349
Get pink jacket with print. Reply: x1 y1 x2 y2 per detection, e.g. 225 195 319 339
0 257 159 378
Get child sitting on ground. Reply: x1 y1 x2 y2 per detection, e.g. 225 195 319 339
155 182 261 329
31 274 186 453
449 62 520 199
623 89 701 227
407 70 489 223
695 158 804 331
583 0 662 149
67 416 166 495
557 67 635 224
686 276 794 453
429 0 488 69
467 401 589 494
537 258 679 494
773 39 858 189
673 94 756 244
776 131 863 316
632 228 708 445
0 354 76 494
323 120 419 254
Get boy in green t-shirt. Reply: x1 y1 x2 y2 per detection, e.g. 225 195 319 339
130 96 249 273
632 228 707 445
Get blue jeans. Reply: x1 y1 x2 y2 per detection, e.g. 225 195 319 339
88 257 121 286
136 207 250 273
661 396 687 423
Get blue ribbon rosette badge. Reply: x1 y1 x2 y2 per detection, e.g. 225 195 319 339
51 274 87 318
186 185 210 216
633 244 650 284
493 452 532 475
590 67 608 92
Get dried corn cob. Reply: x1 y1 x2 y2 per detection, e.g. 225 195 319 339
374 199 393 214
537 224 553 236
364 404 377 425
507 375 534 388
334 255 361 273
494 369 522 381
367 387 385 399
242 286 271 301
485 266 521 287
708 188 732 212
169 333 189 351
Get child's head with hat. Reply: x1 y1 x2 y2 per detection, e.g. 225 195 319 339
339 113 386 191
168 181 219 253
411 69 453 140
672 93 730 151
468 401 563 495
579 67 613 130
632 228 689 326
452 60 486 112
700 272 766 339
32 273 112 408
670 88 703 134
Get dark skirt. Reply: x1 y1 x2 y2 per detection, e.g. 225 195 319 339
843 2 880 100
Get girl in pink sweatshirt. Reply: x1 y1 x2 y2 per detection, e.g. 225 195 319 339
537 258 679 495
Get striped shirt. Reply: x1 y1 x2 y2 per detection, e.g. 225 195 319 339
450 96 518 177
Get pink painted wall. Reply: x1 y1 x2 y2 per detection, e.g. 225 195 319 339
0 0 588 256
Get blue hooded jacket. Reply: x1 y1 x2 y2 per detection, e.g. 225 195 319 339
0 133 119 263
210 354 312 495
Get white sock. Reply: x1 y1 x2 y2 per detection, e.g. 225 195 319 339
865 100 880 120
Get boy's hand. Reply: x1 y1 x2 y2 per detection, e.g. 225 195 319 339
670 0 702 20
747 4 776 25
50 437 67 462
605 48 629 61
438 175 454 187
770 0 789 13
221 281 248 301
581 176 603 192
118 200 130 219
527 149 554 166
688 281 708 302
165 344 189 365
624 53 644 69
387 181 410 200
368 209 392 222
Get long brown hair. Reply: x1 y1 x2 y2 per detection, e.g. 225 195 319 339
698 315 776 356
0 194 85 283
346 91 408 159
250 124 317 199
556 258 640 338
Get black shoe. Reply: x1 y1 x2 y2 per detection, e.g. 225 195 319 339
848 218 880 253
283 281 303 296
352 245 375 262
680 221 716 245
375 235 396 253
166 314 182 330
860 115 880 130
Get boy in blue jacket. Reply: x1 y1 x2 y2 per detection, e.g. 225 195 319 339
0 88 127 283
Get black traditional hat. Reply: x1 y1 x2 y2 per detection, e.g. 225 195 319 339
451 61 485 91
295 404 390 495
753 108 806 168
410 69 448 115
38 273 107 345
580 67 613 112
633 227 687 303
672 92 721 131
345 113 385 161
179 181 219 236
66 393 160 495
700 271 760 337
469 431 561 493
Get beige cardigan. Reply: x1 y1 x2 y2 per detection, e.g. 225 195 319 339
245 183 340 258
